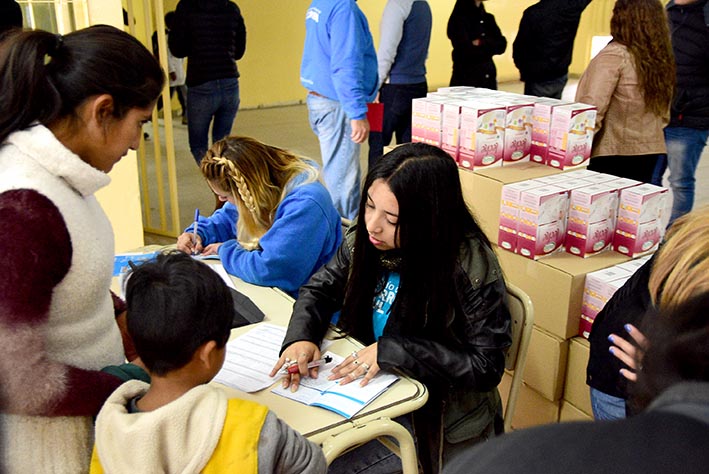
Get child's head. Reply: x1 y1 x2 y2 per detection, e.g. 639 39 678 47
200 136 318 248
0 25 164 145
125 251 234 378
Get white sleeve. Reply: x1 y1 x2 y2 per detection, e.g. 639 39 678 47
377 0 412 89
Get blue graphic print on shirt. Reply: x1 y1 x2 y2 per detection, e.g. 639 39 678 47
372 272 400 340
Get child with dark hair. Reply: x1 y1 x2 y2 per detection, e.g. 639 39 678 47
272 143 512 473
91 252 326 474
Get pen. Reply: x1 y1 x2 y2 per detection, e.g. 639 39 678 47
192 208 200 255
284 355 333 374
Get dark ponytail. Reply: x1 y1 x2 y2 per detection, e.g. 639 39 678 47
0 24 164 144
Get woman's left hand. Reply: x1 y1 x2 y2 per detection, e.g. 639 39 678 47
330 342 379 387
202 242 223 256
609 324 648 382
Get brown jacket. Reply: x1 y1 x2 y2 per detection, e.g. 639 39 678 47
575 41 669 158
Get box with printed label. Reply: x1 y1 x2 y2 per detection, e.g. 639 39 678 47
566 183 620 258
501 98 534 164
498 180 545 253
614 184 668 257
441 101 463 161
517 185 569 260
457 101 506 170
548 103 597 170
530 98 570 164
459 162 563 244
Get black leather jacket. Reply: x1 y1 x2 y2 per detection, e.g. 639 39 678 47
282 228 511 472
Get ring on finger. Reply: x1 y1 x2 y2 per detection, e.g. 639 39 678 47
351 351 359 360
348 372 357 379
362 363 370 373
353 360 359 365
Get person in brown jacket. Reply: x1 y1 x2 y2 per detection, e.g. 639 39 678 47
575 0 675 183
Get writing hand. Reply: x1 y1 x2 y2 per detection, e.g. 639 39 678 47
330 342 379 387
269 341 320 392
177 232 203 255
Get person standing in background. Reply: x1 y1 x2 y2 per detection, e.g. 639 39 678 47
0 0 22 40
368 0 432 165
447 0 506 89
575 0 675 184
301 0 378 221
652 0 709 226
169 0 246 164
513 0 591 99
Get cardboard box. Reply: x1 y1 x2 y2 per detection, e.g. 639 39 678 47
563 337 593 416
559 401 593 422
548 103 597 170
498 180 544 253
459 162 564 243
496 246 630 339
530 98 570 164
523 327 569 401
499 373 560 429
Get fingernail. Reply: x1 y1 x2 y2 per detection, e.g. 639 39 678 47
608 335 615 343
291 385 298 393
624 324 632 333
608 347 615 355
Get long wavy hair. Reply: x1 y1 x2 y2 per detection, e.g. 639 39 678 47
339 143 491 342
610 0 674 117
648 207 709 310
200 136 318 249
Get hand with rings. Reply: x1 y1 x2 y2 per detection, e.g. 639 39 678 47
269 341 320 392
329 342 380 387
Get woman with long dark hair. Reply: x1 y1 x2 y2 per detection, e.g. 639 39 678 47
575 0 675 183
272 143 511 473
0 25 163 471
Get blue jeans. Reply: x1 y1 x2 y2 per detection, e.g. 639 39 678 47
652 127 709 226
187 77 240 164
307 93 361 220
590 387 626 421
524 74 568 100
368 81 428 166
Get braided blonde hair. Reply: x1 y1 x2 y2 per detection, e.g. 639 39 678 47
200 136 319 250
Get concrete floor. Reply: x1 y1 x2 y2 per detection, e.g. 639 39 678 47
143 80 709 245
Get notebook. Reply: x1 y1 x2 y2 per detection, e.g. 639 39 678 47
271 351 399 418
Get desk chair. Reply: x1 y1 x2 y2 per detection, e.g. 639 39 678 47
321 417 418 474
503 283 534 432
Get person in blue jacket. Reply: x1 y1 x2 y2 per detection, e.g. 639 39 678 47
301 0 378 220
176 136 343 297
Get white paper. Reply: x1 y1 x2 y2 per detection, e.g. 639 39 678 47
205 262 236 289
212 324 285 392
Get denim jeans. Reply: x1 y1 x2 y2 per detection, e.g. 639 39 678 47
652 127 709 226
307 93 362 220
590 387 626 421
368 81 428 166
524 74 568 100
187 77 240 164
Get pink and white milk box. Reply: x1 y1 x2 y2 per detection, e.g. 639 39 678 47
457 101 506 170
613 183 668 257
530 98 570 164
566 183 620 257
516 184 570 260
411 97 427 144
411 97 447 146
498 180 543 253
580 266 633 339
501 97 534 164
441 100 464 161
547 103 597 170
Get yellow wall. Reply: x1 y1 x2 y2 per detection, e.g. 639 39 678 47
161 0 615 109
89 0 145 252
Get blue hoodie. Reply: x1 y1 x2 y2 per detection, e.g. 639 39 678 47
300 0 378 120
185 177 342 297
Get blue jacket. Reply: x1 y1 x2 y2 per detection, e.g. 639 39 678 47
185 180 342 297
300 0 378 120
